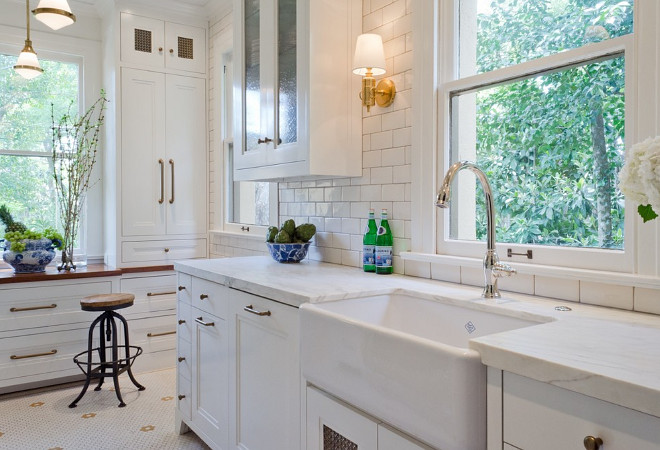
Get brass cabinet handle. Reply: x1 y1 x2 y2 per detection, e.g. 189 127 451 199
178 357 186 362
178 319 186 325
169 159 175 204
257 137 273 144
10 303 57 312
147 330 176 337
147 291 176 297
11 349 57 360
584 436 603 450
195 317 215 327
243 304 271 316
199 294 208 300
178 285 186 291
158 158 165 204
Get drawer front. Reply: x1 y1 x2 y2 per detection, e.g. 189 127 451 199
121 274 177 318
191 277 229 319
503 372 660 450
128 315 178 354
177 301 192 343
177 336 192 380
0 281 111 333
177 273 193 305
122 239 206 263
177 373 192 421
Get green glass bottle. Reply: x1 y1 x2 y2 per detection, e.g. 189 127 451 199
363 209 377 272
375 209 393 274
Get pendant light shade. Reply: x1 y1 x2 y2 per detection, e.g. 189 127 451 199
14 0 43 79
32 0 76 30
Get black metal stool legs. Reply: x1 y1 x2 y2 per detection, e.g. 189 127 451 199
69 313 105 408
116 312 145 391
94 315 108 392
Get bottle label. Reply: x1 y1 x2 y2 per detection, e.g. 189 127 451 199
375 246 392 267
363 245 375 265
377 226 386 235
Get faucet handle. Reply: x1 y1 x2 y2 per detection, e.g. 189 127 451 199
493 262 516 278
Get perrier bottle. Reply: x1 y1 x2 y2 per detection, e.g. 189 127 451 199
363 209 377 272
375 209 393 274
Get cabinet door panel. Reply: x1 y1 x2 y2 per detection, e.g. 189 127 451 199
378 424 433 450
120 13 165 68
165 75 207 236
164 22 206 73
121 68 166 237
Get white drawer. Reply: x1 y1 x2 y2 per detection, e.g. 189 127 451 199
128 314 178 354
120 274 177 318
0 281 112 333
177 301 192 343
503 372 660 450
177 337 191 380
177 273 193 305
121 239 206 263
191 277 229 319
177 373 192 421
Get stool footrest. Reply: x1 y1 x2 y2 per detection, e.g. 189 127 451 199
72 345 143 378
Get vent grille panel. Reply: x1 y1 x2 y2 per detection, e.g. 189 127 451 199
323 425 358 450
178 37 194 59
134 29 152 53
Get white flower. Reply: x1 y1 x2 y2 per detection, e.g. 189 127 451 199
619 135 660 215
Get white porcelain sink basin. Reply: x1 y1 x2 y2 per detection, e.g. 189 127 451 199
300 291 550 450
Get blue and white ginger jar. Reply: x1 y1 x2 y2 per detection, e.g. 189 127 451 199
2 238 60 273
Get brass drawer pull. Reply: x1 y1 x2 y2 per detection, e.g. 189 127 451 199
178 394 185 400
584 436 603 450
178 319 186 325
244 305 271 316
169 159 175 204
199 294 208 300
147 291 176 297
178 357 186 362
178 285 186 291
11 349 57 360
147 330 176 337
195 317 215 327
158 158 164 204
10 304 57 312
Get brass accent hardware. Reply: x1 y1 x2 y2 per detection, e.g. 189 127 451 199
178 319 186 325
178 285 186 291
199 294 208 300
195 317 215 327
169 159 175 204
244 305 271 316
11 349 57 360
170 48 174 54
32 7 76 24
257 137 273 144
158 159 164 204
583 436 603 450
507 248 533 259
178 357 186 362
147 330 176 337
10 303 57 312
147 291 176 297
241 226 250 232
164 248 170 253
178 394 186 400
158 47 163 52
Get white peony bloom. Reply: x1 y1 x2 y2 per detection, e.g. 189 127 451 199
619 135 660 215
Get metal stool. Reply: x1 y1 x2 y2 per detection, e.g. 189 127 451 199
69 293 145 408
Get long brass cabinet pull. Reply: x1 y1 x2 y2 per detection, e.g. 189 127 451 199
244 305 271 316
147 330 176 337
158 159 164 204
583 436 603 450
147 291 176 297
169 159 175 204
195 317 215 327
10 304 57 312
11 349 57 360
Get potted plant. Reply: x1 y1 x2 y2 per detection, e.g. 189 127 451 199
51 92 108 271
0 204 63 273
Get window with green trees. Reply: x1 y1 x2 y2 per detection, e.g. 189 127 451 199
0 53 79 234
447 0 632 254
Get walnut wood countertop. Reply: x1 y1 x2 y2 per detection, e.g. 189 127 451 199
0 264 174 284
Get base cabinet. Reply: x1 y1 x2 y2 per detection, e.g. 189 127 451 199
306 386 433 450
502 371 660 450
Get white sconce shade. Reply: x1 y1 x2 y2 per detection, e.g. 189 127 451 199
14 44 43 79
33 0 76 30
353 33 386 76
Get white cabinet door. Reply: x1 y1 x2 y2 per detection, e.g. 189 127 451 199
230 290 300 450
120 12 165 69
121 68 166 237
377 425 433 450
191 307 229 449
165 74 207 235
306 386 378 450
165 22 206 73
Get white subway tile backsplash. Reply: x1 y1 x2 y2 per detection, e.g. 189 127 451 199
295 189 309 202
363 150 382 168
364 115 382 134
334 233 352 250
351 202 371 218
634 287 660 314
381 110 406 131
301 202 316 216
580 281 633 310
404 260 431 279
392 126 412 147
333 178 352 187
382 184 406 202
324 187 342 202
431 263 461 284
371 130 393 149
316 203 332 217
383 0 406 24
342 249 360 267
332 202 351 218
361 184 382 201
351 234 363 251
315 232 333 248
383 35 406 59
325 218 342 233
342 218 361 235
461 266 484 288
498 274 534 295
309 216 324 232
342 186 361 202
371 0 393 12
363 10 383 31
535 276 579 302
371 166 394 184
393 164 411 183
309 187 324 202
280 189 294 202
381 147 406 166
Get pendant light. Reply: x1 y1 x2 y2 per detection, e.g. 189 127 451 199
32 0 76 31
14 0 43 80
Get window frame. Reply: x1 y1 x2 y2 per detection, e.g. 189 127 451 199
435 1 635 273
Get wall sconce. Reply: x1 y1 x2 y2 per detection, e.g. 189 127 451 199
14 0 43 79
352 33 396 112
32 0 76 31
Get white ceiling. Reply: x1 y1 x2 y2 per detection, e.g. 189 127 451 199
69 0 232 18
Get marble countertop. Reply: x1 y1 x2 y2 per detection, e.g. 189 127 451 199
175 256 660 418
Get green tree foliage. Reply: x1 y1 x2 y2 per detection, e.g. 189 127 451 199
470 0 632 249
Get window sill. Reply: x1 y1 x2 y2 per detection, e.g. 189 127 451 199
209 229 267 241
401 252 660 289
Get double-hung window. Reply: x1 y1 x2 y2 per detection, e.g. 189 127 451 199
438 0 634 271
0 48 81 253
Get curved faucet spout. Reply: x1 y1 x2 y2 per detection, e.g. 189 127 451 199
436 161 515 298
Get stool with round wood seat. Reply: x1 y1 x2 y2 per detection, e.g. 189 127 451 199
69 293 145 408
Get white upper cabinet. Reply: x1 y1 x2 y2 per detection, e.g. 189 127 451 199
120 12 206 74
232 0 362 181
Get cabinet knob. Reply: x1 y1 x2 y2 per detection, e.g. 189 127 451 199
178 394 186 400
158 47 163 52
164 247 170 253
178 319 186 325
178 285 186 291
584 436 603 450
199 294 208 300
178 357 186 362
170 48 174 54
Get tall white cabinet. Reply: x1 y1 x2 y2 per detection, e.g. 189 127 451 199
103 6 208 267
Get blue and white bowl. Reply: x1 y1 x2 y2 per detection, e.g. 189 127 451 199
266 242 311 263
2 238 59 273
